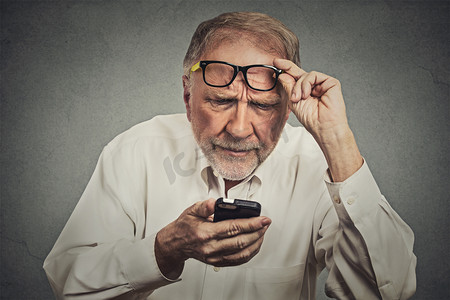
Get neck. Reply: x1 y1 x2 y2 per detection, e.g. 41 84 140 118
224 179 242 197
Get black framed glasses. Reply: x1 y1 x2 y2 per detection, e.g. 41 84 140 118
190 60 283 92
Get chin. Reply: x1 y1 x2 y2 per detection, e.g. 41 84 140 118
209 154 260 181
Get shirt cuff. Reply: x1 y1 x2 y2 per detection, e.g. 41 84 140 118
115 233 181 292
324 160 382 224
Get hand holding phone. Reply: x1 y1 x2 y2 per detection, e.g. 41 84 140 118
156 198 270 274
213 198 261 222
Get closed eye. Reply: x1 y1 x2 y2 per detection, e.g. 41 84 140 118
213 98 235 105
206 98 236 109
250 101 277 110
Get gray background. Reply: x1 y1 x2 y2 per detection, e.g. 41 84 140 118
1 0 449 299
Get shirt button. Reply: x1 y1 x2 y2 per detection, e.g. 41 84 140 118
347 197 356 205
333 195 341 204
213 266 221 272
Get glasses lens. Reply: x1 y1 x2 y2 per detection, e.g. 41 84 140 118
246 66 278 91
204 63 235 87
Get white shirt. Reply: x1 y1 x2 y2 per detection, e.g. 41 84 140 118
44 114 416 300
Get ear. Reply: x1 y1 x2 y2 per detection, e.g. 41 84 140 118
182 75 192 122
284 107 291 123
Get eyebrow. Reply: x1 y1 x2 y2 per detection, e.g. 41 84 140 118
250 95 282 105
203 89 282 105
203 89 234 100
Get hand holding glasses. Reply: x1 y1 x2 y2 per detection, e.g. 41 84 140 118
190 60 283 92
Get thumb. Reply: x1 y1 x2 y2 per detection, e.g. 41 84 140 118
273 58 305 101
278 73 295 99
189 198 216 219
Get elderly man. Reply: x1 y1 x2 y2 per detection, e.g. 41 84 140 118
44 12 416 299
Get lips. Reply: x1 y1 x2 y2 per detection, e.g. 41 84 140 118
224 148 251 157
216 145 254 157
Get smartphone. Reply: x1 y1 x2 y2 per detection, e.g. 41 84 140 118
213 198 261 222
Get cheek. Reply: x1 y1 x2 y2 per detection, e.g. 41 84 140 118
191 105 228 135
256 111 286 143
253 119 276 143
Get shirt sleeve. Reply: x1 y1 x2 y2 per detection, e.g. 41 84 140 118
315 160 416 299
43 145 180 299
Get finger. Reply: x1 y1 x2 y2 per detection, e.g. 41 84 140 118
214 216 272 239
216 225 269 254
273 58 305 80
277 73 296 101
222 233 265 263
199 225 268 261
300 71 331 100
273 58 308 101
189 198 216 219
310 76 341 99
209 234 266 267
290 71 309 102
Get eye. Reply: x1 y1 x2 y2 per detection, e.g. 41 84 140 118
207 98 235 107
251 101 275 111
214 99 234 105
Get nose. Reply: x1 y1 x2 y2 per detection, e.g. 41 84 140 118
226 101 254 140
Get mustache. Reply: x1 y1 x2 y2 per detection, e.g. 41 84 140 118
210 136 262 151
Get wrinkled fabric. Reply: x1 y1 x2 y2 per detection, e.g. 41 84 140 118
44 114 416 300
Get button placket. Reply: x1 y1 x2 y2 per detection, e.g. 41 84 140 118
333 195 341 204
201 265 227 299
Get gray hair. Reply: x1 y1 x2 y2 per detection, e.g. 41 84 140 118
183 12 300 76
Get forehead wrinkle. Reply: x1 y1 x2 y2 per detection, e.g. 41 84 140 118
203 87 283 104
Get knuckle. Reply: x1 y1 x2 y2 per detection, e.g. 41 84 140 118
308 71 318 80
238 249 253 262
205 257 217 265
235 237 247 250
200 245 214 257
201 254 210 264
193 200 202 206
195 229 211 242
189 201 202 211
227 222 242 237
